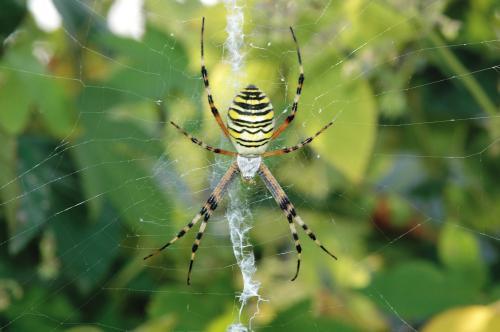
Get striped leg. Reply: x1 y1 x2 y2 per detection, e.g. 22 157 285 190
143 209 203 261
170 121 236 156
186 161 239 284
258 163 336 280
201 17 230 138
258 162 302 280
262 119 334 157
144 162 239 285
271 26 304 140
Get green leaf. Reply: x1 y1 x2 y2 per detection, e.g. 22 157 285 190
1 40 75 137
261 299 360 332
0 72 31 134
0 130 18 246
438 222 487 289
0 0 26 43
32 76 74 137
65 327 104 332
342 1 415 48
6 136 60 254
365 261 478 320
96 26 191 102
52 0 108 38
147 285 228 331
422 303 500 332
53 202 121 293
3 287 79 331
134 316 176 332
72 88 172 227
296 53 377 183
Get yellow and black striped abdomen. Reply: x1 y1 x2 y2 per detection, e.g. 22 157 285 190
227 85 274 155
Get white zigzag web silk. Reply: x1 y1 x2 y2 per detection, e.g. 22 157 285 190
223 1 264 331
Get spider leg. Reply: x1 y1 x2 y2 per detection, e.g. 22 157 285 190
263 119 334 157
170 121 237 156
187 161 239 285
201 17 231 138
258 163 336 280
143 210 202 261
271 26 304 140
144 161 239 286
258 162 302 280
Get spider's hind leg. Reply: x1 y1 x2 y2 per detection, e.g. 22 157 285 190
143 208 204 261
144 161 240 285
186 162 239 284
293 214 337 260
258 162 336 280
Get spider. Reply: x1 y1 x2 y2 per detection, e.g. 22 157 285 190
144 17 337 285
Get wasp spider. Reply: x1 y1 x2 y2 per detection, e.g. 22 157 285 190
144 18 337 284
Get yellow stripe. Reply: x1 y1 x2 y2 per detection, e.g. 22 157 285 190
234 96 247 104
228 109 274 122
257 97 270 104
233 96 270 105
229 128 242 139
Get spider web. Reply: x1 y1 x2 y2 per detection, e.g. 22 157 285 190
0 0 498 331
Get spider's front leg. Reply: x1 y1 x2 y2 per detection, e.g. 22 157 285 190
169 121 236 156
201 17 231 138
263 119 335 157
271 26 305 140
258 162 337 280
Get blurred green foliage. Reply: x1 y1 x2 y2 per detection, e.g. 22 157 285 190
0 0 499 331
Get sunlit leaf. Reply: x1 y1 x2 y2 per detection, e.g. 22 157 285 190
342 0 415 48
438 222 487 289
295 52 377 183
134 315 176 332
206 306 238 332
422 303 500 332
33 77 74 137
1 41 75 137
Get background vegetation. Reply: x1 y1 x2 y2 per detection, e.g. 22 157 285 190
0 0 498 331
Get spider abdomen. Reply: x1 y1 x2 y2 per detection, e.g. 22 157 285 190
227 85 274 155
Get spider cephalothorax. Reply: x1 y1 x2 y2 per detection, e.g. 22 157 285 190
144 17 337 285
